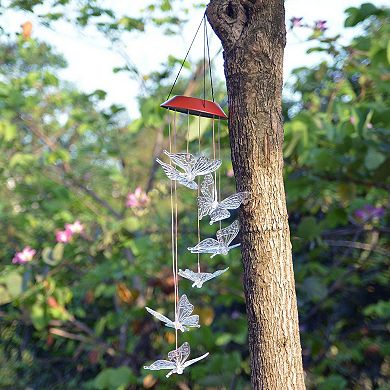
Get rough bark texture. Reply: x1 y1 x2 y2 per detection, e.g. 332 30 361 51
206 1 306 389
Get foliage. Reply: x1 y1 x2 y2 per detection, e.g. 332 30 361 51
0 2 389 390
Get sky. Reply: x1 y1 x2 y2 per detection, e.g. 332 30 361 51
2 0 388 118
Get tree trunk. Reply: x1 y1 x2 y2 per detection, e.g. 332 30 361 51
206 1 306 389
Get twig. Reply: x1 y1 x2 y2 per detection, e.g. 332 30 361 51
324 239 388 255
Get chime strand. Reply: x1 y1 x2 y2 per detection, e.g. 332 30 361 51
168 110 178 350
218 118 222 230
186 111 190 155
212 118 218 210
197 114 201 273
173 111 179 350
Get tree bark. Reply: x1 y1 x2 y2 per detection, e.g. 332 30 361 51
206 1 306 389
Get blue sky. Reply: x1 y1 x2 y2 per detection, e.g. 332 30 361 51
2 0 388 118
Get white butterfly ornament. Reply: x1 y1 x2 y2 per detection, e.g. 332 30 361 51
188 220 241 258
144 342 209 378
156 150 221 190
198 174 248 224
145 294 200 332
178 267 229 288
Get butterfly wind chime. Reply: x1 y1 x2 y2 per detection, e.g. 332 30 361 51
143 15 248 379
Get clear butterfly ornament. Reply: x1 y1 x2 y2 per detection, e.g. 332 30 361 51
188 220 241 258
198 174 249 224
144 342 209 378
145 294 200 332
179 267 229 288
156 150 221 190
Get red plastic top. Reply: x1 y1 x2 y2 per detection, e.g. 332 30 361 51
160 95 227 119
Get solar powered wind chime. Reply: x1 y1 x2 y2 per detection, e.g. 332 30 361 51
144 15 248 378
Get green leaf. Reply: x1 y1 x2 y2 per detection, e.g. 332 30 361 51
52 243 64 262
93 367 136 389
302 276 328 302
31 303 47 330
364 148 386 170
318 375 347 390
297 217 322 241
0 120 17 142
9 153 36 167
0 271 22 304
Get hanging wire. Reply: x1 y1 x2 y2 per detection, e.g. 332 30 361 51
186 112 190 155
197 114 201 273
168 111 178 350
218 118 222 230
173 111 179 349
204 17 215 102
166 12 216 109
212 118 217 207
203 15 206 107
166 14 205 101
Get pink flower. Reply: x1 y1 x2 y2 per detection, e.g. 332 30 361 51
12 246 36 264
367 123 373 129
227 168 234 178
126 187 150 209
56 229 72 243
65 220 84 234
290 17 303 28
314 20 327 32
350 116 357 125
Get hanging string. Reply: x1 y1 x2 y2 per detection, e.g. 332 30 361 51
204 16 215 102
166 12 215 107
173 111 179 350
197 114 201 273
218 118 222 230
203 15 206 107
212 118 217 208
186 111 190 155
166 14 205 101
168 111 178 350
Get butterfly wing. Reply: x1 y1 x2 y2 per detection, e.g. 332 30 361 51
177 176 198 190
209 207 231 224
144 359 176 371
198 174 215 219
219 192 249 210
200 174 214 198
216 220 240 247
181 314 200 328
178 269 197 282
212 267 229 279
183 352 209 368
210 192 248 223
188 238 221 254
191 156 222 177
145 307 174 327
168 342 190 365
156 159 181 181
177 294 194 322
163 150 195 171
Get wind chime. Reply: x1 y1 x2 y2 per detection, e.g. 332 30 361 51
143 14 248 379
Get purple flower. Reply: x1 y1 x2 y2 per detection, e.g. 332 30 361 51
56 229 72 243
290 17 303 28
314 20 327 32
126 187 150 209
12 246 36 264
65 220 83 234
354 205 385 222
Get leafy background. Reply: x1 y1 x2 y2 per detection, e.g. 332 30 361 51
0 1 389 389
